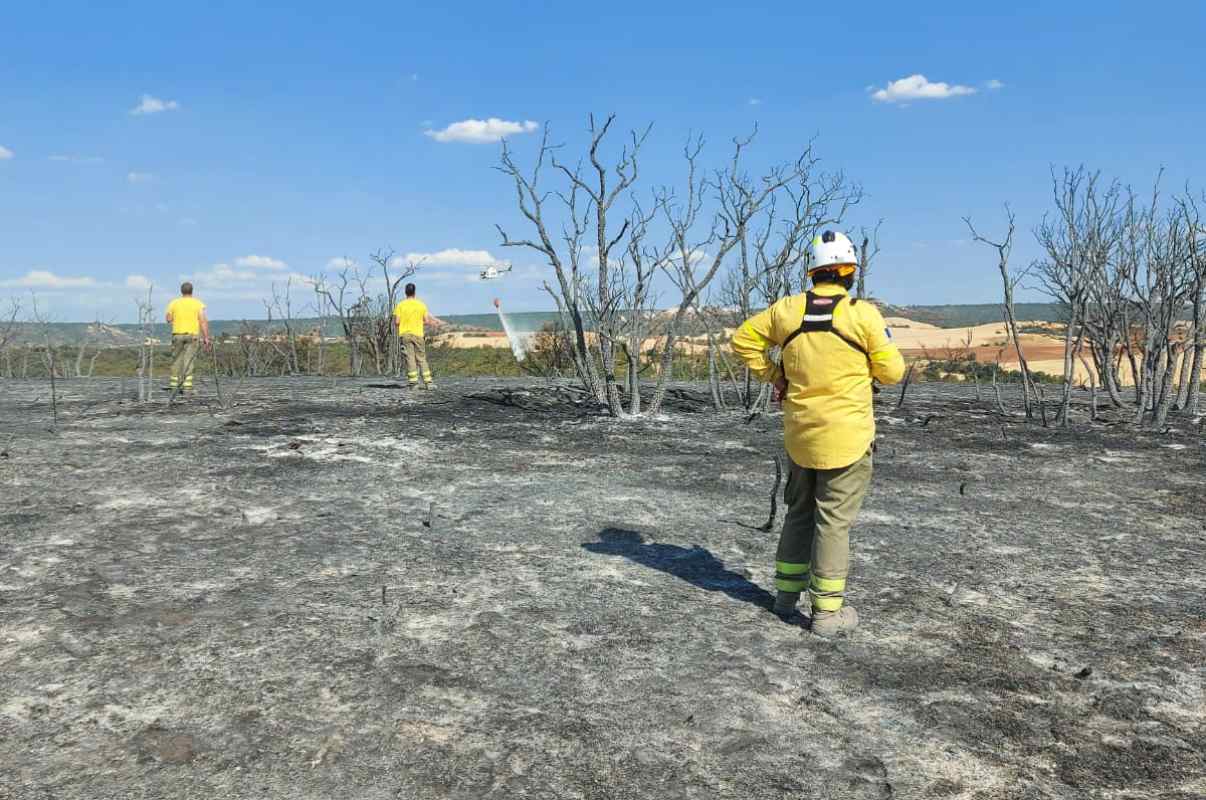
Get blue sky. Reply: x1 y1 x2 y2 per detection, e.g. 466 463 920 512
2 1 1205 322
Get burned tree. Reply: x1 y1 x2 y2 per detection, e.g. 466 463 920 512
647 131 828 415
716 144 862 411
134 287 156 402
311 253 420 377
965 207 1039 419
497 115 860 417
1174 193 1206 416
367 249 421 377
28 294 59 429
1035 168 1122 426
72 320 103 379
311 264 362 376
856 219 883 300
0 297 21 379
264 278 302 375
496 115 650 413
1119 180 1198 428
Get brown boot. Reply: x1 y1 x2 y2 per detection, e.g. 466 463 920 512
810 605 858 637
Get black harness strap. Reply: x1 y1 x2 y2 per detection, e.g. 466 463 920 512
781 292 869 357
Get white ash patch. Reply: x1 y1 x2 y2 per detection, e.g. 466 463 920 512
397 611 469 642
97 495 159 511
396 719 461 745
97 702 170 732
950 587 991 607
181 579 229 593
240 506 278 526
1 624 46 644
1092 449 1142 464
315 563 366 579
859 509 898 525
0 696 40 722
715 440 760 453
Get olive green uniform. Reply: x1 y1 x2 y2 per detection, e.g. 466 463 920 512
400 334 432 386
773 448 873 612
169 334 199 391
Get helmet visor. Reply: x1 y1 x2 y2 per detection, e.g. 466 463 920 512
807 263 857 278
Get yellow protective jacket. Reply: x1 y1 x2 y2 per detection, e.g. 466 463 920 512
166 297 206 336
393 298 429 337
731 284 906 470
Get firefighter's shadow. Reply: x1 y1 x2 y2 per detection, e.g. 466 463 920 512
582 528 776 614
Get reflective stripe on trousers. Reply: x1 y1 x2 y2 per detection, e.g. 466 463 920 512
773 449 872 613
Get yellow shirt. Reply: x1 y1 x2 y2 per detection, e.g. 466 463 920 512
393 297 428 337
730 284 906 470
166 297 206 336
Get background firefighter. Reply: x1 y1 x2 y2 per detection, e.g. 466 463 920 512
731 230 905 637
392 282 442 389
164 282 210 394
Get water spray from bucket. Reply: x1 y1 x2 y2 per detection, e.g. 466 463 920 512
494 298 527 362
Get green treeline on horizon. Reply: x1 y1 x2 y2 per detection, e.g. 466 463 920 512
5 304 1069 347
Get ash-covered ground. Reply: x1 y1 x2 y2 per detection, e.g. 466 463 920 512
1 377 1203 799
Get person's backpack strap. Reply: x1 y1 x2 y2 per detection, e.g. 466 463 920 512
782 292 837 350
781 293 868 358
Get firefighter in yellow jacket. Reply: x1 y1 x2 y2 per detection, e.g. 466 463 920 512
164 282 210 393
392 283 441 389
731 231 905 637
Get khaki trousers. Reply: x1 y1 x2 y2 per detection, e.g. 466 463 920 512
774 449 873 612
170 335 199 390
400 334 432 385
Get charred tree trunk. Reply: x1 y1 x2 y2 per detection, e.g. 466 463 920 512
1188 282 1205 415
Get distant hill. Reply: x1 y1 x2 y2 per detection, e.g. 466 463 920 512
5 304 1071 346
0 312 560 346
879 303 1065 328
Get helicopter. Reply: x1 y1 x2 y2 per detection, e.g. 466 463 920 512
479 260 513 281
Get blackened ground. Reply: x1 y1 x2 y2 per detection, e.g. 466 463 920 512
0 378 1203 800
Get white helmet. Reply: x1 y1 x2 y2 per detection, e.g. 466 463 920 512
807 230 858 275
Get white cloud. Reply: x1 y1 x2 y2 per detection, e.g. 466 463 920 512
130 94 180 116
326 256 358 270
870 74 977 103
985 79 1005 90
181 261 315 296
0 270 98 289
286 271 317 287
127 171 155 184
235 254 287 271
0 145 13 160
183 263 256 290
425 118 539 144
403 248 498 267
748 98 762 106
125 274 153 290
